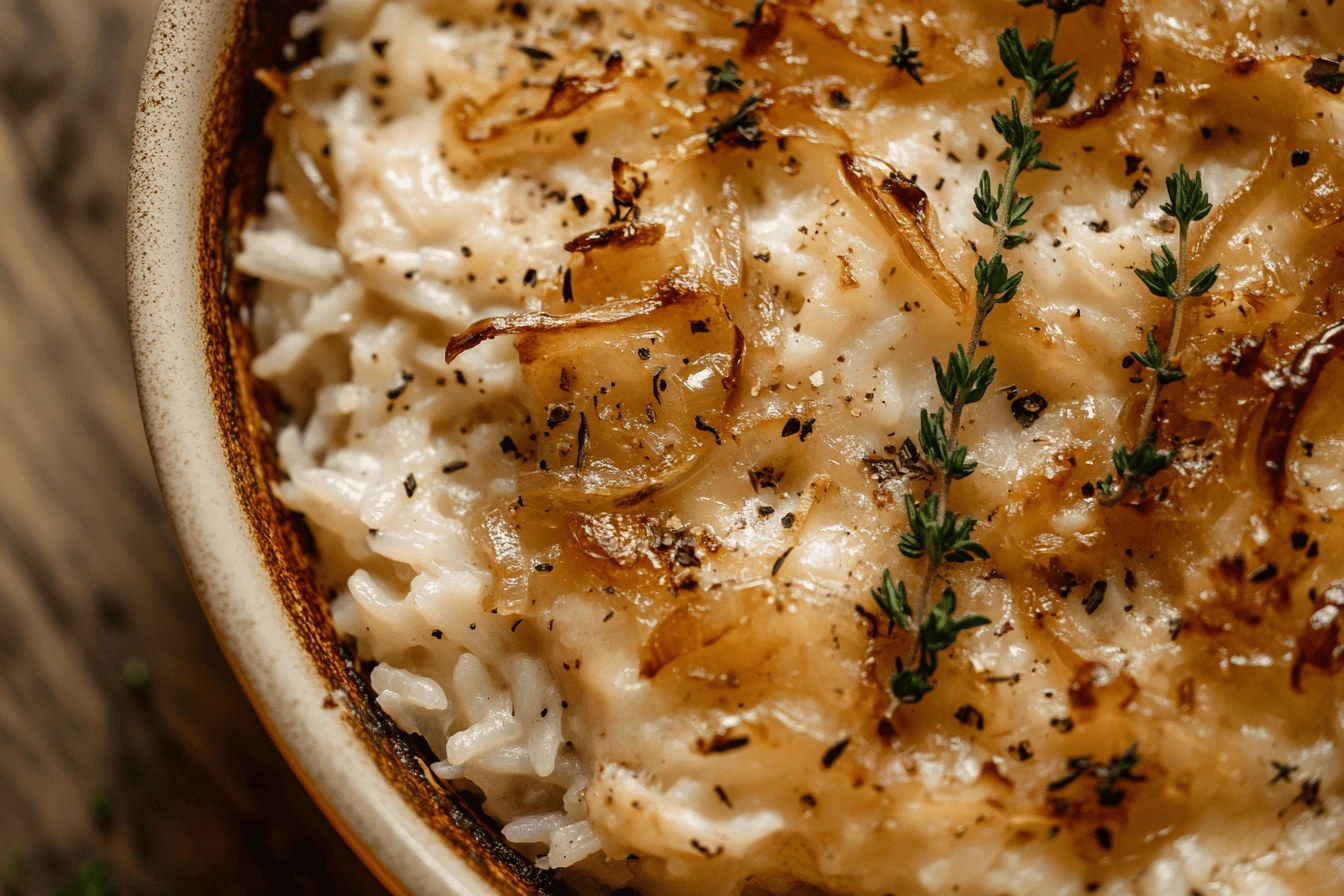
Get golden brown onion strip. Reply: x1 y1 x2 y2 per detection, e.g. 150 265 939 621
840 152 969 313
445 296 666 365
1256 320 1344 503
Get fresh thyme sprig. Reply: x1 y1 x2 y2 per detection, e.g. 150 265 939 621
888 25 925 85
872 18 1088 704
1097 167 1219 504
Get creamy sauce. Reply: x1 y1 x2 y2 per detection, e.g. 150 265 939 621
240 1 1344 893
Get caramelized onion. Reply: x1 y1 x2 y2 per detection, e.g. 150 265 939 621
839 153 969 313
454 52 625 143
448 276 744 505
439 52 699 176
729 2 899 80
1047 1 1141 131
1192 146 1279 259
483 507 561 614
641 604 717 678
257 68 340 244
1256 320 1344 502
557 165 743 313
571 512 665 571
640 582 766 678
564 221 666 254
445 295 669 365
1301 166 1344 229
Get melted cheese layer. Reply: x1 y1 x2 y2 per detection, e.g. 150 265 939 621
241 2 1344 894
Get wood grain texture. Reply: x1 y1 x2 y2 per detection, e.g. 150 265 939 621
0 1 388 892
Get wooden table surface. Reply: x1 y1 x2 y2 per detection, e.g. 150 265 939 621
0 1 389 892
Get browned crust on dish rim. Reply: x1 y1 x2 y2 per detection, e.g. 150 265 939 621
193 2 566 893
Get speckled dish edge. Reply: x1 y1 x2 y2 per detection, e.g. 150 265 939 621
126 3 567 895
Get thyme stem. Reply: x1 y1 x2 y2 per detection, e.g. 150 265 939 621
875 21 1089 701
905 296 992 665
905 100 1031 667
1100 227 1188 506
1097 167 1219 504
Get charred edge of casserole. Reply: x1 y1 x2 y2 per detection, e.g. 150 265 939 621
195 1 569 892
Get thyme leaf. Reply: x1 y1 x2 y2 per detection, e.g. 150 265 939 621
975 254 1025 303
1130 331 1185 383
891 666 936 703
1047 744 1146 806
888 25 925 85
916 408 977 481
897 493 989 564
997 28 1075 109
935 345 998 409
1097 436 1173 499
890 590 990 703
1160 165 1214 224
871 569 912 631
706 59 743 94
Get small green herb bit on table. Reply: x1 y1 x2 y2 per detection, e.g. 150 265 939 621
54 859 119 896
89 787 115 828
122 655 151 691
1 849 23 888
